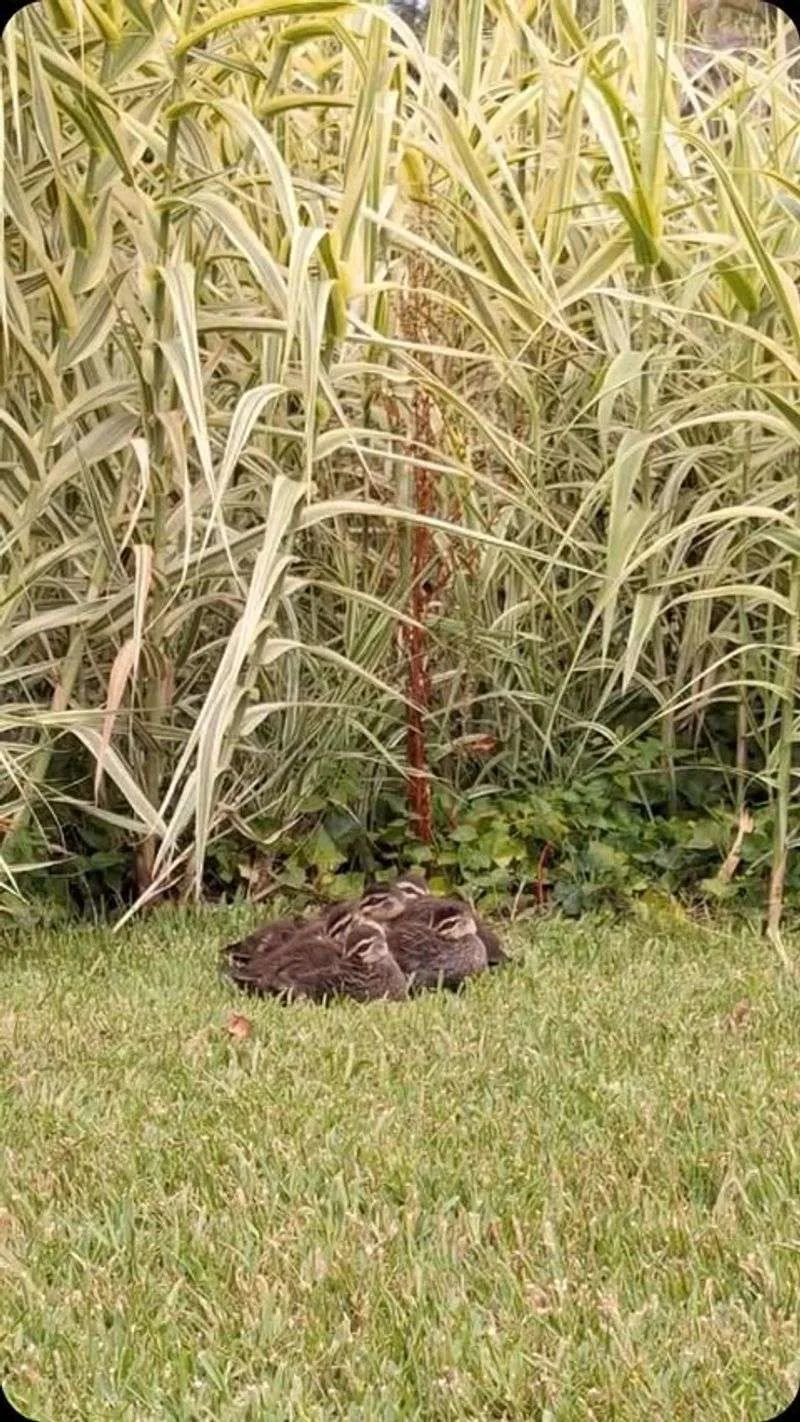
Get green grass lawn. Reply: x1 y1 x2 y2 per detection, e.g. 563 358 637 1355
2 906 799 1421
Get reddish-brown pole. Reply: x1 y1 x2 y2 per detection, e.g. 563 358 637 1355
406 383 435 844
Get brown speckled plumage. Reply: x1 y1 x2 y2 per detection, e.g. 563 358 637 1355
220 915 407 1003
383 901 488 991
222 913 306 969
388 881 508 968
220 870 506 1003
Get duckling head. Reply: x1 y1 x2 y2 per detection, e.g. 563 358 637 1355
357 874 427 923
343 916 391 963
375 872 429 920
326 902 359 940
394 871 429 898
436 905 479 940
357 883 396 919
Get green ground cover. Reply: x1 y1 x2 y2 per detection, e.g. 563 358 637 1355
2 910 799 1419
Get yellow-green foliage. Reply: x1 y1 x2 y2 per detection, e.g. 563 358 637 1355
1 0 799 928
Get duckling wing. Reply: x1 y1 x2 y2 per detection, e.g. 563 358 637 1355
267 947 346 1002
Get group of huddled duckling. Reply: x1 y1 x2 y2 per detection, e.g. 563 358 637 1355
220 872 507 1004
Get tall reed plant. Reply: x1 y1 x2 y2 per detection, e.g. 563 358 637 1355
1 0 798 940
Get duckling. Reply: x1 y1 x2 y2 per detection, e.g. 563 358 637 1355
389 871 430 898
221 914 408 1004
222 911 307 975
383 900 488 991
337 917 409 1001
388 874 508 968
361 874 430 918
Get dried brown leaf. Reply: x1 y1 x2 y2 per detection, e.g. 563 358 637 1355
226 1013 253 1041
724 999 752 1031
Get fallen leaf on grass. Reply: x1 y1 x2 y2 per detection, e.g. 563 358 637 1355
226 1013 253 1041
724 999 752 1031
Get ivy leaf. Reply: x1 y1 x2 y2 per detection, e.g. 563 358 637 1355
324 872 365 901
304 826 347 872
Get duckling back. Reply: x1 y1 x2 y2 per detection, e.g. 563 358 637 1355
219 913 305 987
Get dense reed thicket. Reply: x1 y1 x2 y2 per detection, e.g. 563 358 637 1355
1 0 799 938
